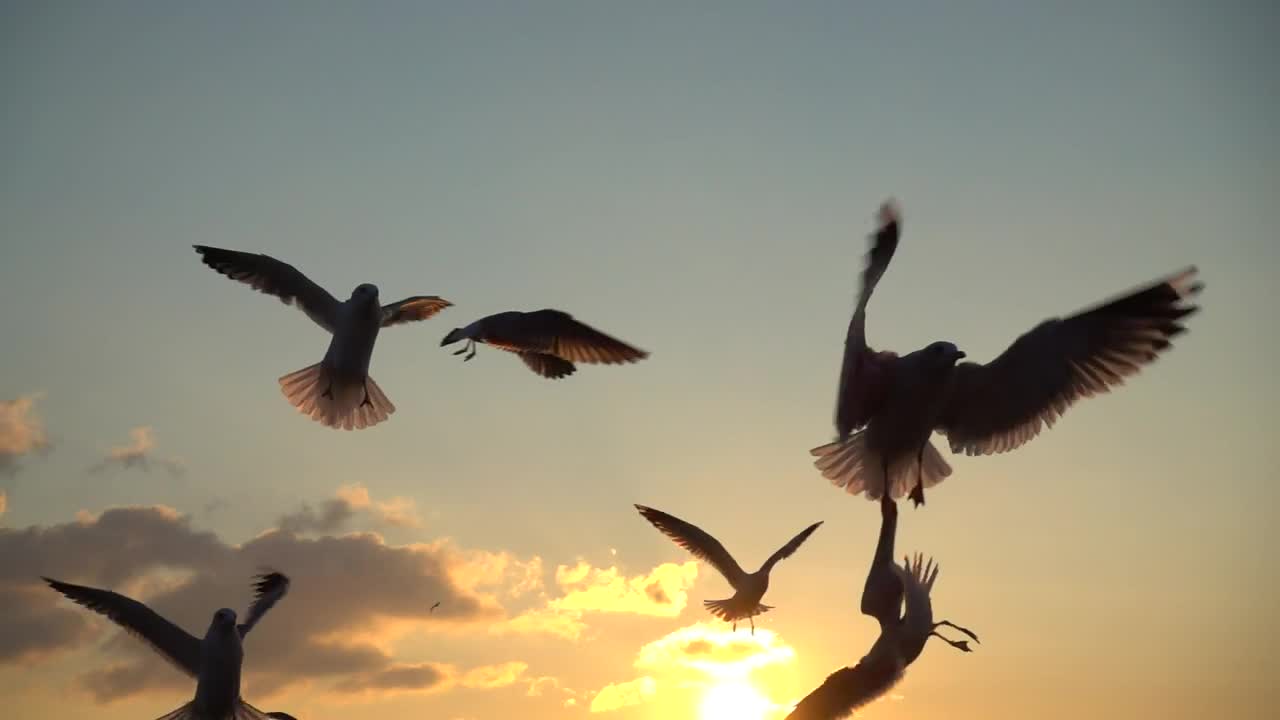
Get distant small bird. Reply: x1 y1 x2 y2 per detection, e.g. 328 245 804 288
812 201 1202 505
44 571 295 720
441 309 647 378
786 496 977 719
634 504 822 634
194 246 452 430
429 601 441 613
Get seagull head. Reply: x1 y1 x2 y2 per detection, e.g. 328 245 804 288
924 341 965 367
440 328 465 347
351 283 380 303
211 608 238 632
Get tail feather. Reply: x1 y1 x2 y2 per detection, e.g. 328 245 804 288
278 363 396 430
703 597 774 622
810 432 952 500
152 700 277 720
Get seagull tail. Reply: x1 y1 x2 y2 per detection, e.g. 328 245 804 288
704 597 774 622
154 699 281 719
278 363 396 431
810 432 952 501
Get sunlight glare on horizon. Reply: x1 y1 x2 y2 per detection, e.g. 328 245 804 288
699 678 776 720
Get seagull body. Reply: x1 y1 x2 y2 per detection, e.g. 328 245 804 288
812 201 1202 505
44 571 294 720
634 504 822 633
785 496 977 719
441 309 648 378
194 246 452 430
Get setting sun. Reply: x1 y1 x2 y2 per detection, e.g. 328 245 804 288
699 679 775 720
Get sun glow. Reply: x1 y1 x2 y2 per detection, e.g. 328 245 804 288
698 679 775 720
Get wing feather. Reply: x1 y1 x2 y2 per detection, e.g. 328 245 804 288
498 310 648 365
43 577 201 678
237 570 290 638
762 521 823 572
938 267 1202 455
834 202 901 437
634 505 747 586
194 246 340 332
785 658 904 720
381 296 453 328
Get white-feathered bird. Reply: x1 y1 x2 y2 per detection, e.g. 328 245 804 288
812 201 1202 505
634 504 822 634
786 496 977 719
194 246 451 430
43 571 294 720
441 309 648 379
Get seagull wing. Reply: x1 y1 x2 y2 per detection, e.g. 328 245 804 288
381 296 453 328
519 352 577 379
938 267 1202 456
43 577 201 678
834 202 901 437
761 521 824 573
497 310 648 365
194 245 341 332
634 505 747 587
785 657 905 720
237 571 290 638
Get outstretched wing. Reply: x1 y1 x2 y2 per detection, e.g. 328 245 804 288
193 245 341 332
381 296 453 328
497 309 648 365
938 267 1202 455
762 521 823 573
634 505 747 586
785 658 905 720
43 577 201 678
834 202 901 437
238 570 290 638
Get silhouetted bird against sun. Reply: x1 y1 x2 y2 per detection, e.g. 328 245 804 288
786 496 977 719
441 309 647 378
812 200 1202 506
44 571 296 720
634 504 822 634
194 246 451 430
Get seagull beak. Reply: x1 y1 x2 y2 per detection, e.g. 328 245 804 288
953 350 966 360
441 329 462 347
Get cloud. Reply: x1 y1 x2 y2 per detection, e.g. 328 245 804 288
330 659 527 698
275 484 424 536
0 490 6 517
460 660 528 689
634 622 796 679
0 503 547 703
491 560 698 642
88 427 184 478
0 394 50 476
589 676 656 713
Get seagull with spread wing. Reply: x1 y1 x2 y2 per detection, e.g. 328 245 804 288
812 201 1202 505
786 496 977 719
194 246 452 430
634 504 822 634
440 309 648 379
43 571 294 720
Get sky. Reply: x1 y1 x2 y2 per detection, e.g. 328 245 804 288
1 1 1277 719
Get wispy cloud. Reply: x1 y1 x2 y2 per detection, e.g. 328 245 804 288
0 490 6 518
87 426 184 478
0 394 50 476
589 676 656 713
275 484 422 535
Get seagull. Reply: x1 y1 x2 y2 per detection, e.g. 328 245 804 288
429 601 441 613
785 496 978 719
43 571 294 720
194 245 452 430
634 504 822 634
440 309 648 379
811 200 1202 506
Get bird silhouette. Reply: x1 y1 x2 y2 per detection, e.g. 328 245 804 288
44 571 296 720
194 246 451 430
785 496 977 719
634 504 822 634
441 309 647 378
812 200 1202 506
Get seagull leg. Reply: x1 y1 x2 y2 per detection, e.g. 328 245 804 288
750 615 755 636
909 446 926 507
930 631 973 652
732 620 737 632
464 341 477 361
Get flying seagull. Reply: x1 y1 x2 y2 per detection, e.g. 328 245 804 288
812 201 1202 506
785 496 977 719
441 309 648 379
634 504 822 634
194 245 452 430
43 571 294 720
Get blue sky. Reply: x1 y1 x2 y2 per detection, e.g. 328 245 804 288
1 2 1276 719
